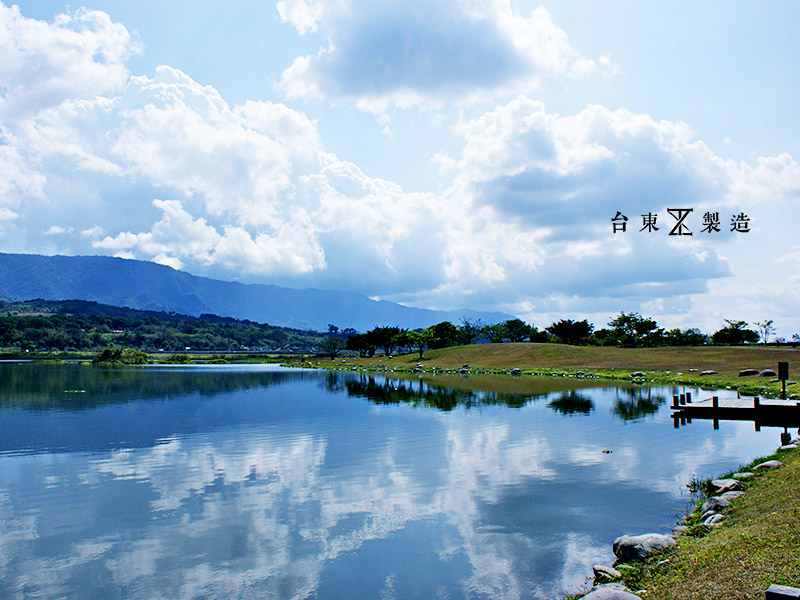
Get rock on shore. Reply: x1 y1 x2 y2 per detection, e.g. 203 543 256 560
612 533 676 561
581 582 642 599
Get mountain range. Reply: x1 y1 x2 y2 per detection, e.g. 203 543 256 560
0 253 513 331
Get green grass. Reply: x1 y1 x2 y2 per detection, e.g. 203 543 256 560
313 343 800 398
608 446 800 600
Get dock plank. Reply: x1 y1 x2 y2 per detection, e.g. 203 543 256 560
671 395 800 429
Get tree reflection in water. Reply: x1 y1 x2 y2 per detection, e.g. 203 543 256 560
335 373 534 411
547 391 594 415
611 386 666 422
328 372 667 423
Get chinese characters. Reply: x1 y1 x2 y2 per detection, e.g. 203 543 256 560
612 209 751 235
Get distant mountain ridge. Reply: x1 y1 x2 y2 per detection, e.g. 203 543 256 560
0 253 513 331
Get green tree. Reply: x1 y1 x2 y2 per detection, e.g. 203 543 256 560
321 336 346 359
663 328 707 346
369 326 403 356
607 312 663 347
503 319 532 342
711 320 759 345
457 317 484 345
407 329 434 359
428 321 459 349
546 319 594 345
482 323 507 343
346 333 375 358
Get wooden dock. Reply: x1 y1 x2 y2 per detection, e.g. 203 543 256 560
671 393 800 429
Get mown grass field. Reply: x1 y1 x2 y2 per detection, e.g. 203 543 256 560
307 343 800 398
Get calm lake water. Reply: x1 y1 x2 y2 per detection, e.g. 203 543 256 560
0 362 784 599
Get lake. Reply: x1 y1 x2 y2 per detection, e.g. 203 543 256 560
0 362 783 599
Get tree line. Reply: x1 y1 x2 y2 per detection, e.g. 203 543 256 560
0 300 326 353
0 299 789 357
321 313 788 359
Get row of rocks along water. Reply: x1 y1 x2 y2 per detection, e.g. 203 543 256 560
578 440 797 600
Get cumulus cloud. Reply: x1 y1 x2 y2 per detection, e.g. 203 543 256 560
0 134 46 225
0 3 135 119
278 0 601 109
1 3 799 331
385 95 751 312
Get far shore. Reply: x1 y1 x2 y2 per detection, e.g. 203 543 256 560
13 342 800 399
294 343 800 399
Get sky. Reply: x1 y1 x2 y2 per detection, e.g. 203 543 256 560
1 0 799 337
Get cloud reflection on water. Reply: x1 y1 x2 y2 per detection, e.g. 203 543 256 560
0 367 782 599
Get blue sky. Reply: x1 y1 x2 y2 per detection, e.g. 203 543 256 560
1 1 799 337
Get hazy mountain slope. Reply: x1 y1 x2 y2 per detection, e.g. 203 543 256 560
0 253 512 331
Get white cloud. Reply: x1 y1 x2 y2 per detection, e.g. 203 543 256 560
2 3 799 333
0 3 136 119
43 225 73 235
277 0 323 35
0 130 46 226
278 0 601 110
80 225 105 238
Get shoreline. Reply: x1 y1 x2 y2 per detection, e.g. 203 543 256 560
568 442 800 600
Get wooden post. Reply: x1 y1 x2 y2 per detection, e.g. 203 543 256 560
712 396 719 409
686 392 692 403
754 396 760 409
672 395 680 409
679 393 685 405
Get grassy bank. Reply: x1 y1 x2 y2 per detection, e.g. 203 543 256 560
309 343 800 398
602 445 800 600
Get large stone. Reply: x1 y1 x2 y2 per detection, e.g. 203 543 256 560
733 472 755 479
755 460 784 470
593 564 622 581
711 478 739 492
581 583 642 600
720 490 744 501
739 368 759 377
701 496 730 514
765 584 800 599
612 533 676 561
760 369 777 377
700 509 718 521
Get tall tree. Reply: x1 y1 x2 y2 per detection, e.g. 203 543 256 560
755 319 775 344
711 320 759 345
428 321 459 349
607 312 662 347
546 319 594 345
503 319 532 342
662 328 707 346
321 336 346 359
369 326 404 356
482 323 507 343
346 332 376 358
407 329 434 359
458 317 484 345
